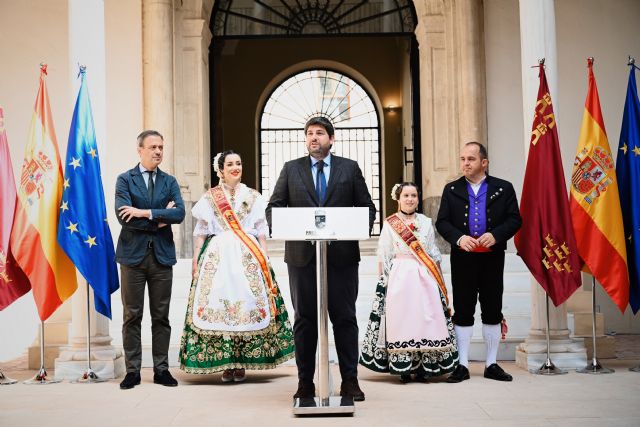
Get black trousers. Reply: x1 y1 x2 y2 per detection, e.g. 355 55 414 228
120 248 173 373
287 261 359 382
450 249 505 326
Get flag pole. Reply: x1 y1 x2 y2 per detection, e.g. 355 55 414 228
626 56 640 373
73 282 105 383
576 276 614 374
531 295 567 375
0 369 17 385
24 321 61 384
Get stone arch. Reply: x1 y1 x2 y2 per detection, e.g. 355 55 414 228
256 63 384 232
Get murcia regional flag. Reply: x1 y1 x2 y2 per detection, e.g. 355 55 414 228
0 107 31 310
515 64 582 306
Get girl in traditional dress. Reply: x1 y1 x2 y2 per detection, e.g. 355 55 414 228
360 182 458 382
179 150 294 382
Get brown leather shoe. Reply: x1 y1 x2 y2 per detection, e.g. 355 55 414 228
293 380 315 399
340 377 365 402
233 368 246 382
221 369 234 383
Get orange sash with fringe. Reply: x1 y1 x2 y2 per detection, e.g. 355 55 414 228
209 186 277 317
386 213 449 307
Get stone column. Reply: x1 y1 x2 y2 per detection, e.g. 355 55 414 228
143 0 175 174
454 0 487 147
173 0 214 258
143 0 194 258
415 0 487 247
415 0 458 221
515 0 586 370
55 280 124 379
54 0 124 380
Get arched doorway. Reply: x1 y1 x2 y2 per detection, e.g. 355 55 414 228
260 68 382 233
209 0 421 221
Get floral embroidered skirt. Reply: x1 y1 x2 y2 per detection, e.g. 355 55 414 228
359 257 459 377
179 236 295 374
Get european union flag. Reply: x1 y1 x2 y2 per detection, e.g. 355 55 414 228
616 65 640 314
57 67 119 318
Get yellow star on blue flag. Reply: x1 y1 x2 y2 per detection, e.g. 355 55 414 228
616 65 640 314
84 236 97 248
57 66 119 319
69 157 81 169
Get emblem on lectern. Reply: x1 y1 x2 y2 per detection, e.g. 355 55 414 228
314 209 326 229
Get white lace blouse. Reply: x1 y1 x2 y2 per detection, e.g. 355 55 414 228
191 183 270 238
377 214 442 276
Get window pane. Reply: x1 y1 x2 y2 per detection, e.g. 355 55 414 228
260 69 382 234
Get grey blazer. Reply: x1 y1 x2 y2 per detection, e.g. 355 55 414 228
266 155 376 267
114 164 185 266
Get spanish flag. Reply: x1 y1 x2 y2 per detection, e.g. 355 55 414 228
569 59 629 312
9 65 77 320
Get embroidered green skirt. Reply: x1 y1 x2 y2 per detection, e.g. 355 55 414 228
179 237 295 374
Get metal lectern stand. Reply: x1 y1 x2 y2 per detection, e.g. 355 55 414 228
271 207 369 417
293 238 355 415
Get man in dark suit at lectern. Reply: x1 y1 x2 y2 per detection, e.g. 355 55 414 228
267 117 376 402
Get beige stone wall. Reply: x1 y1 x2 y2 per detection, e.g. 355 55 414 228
0 0 143 242
104 0 144 236
484 0 525 194
555 0 640 334
484 0 640 332
555 0 640 184
413 0 488 249
485 0 640 200
0 0 143 362
0 0 74 362
0 0 73 172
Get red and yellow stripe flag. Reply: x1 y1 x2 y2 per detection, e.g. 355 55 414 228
9 65 77 320
569 58 629 312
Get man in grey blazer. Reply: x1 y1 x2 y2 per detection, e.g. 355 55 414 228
115 130 185 389
267 117 376 402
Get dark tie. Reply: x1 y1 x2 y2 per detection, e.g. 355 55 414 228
316 160 327 203
146 170 155 201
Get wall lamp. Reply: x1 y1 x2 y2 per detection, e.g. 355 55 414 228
383 104 400 114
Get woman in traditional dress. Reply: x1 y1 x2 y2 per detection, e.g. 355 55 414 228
179 150 294 382
360 182 458 382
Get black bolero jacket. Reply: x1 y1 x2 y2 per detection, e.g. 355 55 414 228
435 175 522 252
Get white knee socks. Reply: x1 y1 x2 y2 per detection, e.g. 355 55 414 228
483 323 501 367
454 325 474 367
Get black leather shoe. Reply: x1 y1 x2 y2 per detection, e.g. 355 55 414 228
484 363 513 382
399 374 412 383
293 380 315 399
119 372 141 389
414 373 429 383
340 377 365 402
446 364 470 383
153 370 178 387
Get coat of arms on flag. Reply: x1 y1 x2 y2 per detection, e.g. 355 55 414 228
571 146 614 203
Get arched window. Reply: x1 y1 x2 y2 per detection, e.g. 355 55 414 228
212 0 417 37
260 69 381 233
